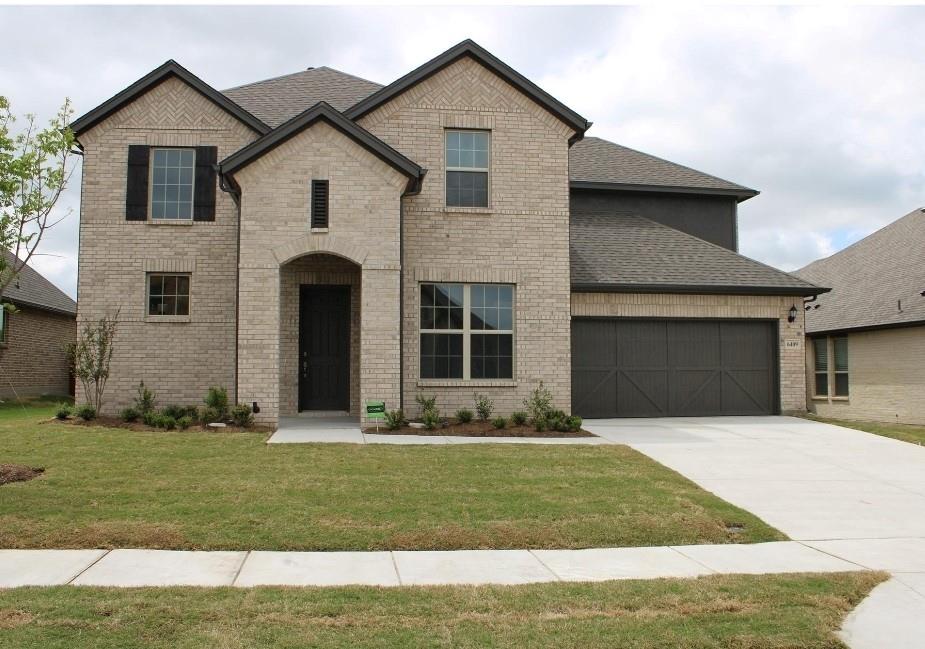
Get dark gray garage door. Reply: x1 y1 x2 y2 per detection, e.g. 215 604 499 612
571 319 778 418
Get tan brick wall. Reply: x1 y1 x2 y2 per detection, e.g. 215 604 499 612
359 56 575 418
75 77 259 413
571 293 808 413
807 326 925 424
234 121 407 425
0 306 75 398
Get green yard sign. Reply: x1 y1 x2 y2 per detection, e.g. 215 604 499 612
366 400 386 420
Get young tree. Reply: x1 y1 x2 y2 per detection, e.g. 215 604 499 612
70 311 118 413
0 95 76 318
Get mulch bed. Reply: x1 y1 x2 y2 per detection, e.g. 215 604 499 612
367 420 596 438
0 464 44 486
52 415 270 434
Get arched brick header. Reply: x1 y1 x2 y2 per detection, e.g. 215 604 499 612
272 233 369 267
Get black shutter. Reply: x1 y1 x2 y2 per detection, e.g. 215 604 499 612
193 146 218 222
311 179 329 228
125 145 150 221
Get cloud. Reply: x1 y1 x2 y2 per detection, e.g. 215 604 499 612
1 5 922 297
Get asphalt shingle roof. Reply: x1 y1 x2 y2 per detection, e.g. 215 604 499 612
795 208 925 334
569 137 757 196
571 212 823 295
223 67 383 128
2 251 76 316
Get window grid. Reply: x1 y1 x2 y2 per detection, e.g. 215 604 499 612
833 335 849 397
420 283 514 380
445 130 490 208
148 273 190 316
812 337 828 397
150 148 195 220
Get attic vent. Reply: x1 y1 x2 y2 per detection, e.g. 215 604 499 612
311 179 329 229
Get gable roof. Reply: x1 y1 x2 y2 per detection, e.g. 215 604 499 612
569 137 758 201
571 212 824 296
219 101 423 192
2 251 76 316
71 60 270 137
344 39 591 140
795 208 925 334
223 66 383 129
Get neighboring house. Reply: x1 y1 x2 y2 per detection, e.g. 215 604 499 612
0 251 77 399
796 208 925 425
70 40 823 426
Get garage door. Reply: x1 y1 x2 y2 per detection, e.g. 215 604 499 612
571 319 778 418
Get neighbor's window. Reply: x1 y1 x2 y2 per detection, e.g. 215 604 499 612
813 337 828 397
151 148 195 220
445 130 489 208
0 307 7 344
148 273 190 316
813 335 849 398
833 335 849 397
420 283 513 380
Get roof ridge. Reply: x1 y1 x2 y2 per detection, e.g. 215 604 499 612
222 67 322 92
311 66 382 87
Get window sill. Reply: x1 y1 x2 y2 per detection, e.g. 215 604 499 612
310 227 329 234
831 396 850 402
144 315 191 323
442 206 493 215
417 379 517 388
811 396 850 403
148 219 193 226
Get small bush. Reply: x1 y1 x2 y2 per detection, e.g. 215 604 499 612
422 408 440 430
534 417 548 432
454 408 473 424
565 415 583 433
510 411 527 426
161 405 187 420
546 409 569 432
158 415 177 431
142 410 159 427
75 404 96 420
199 406 223 425
415 393 437 414
384 409 406 431
120 407 140 423
524 381 554 424
474 393 494 421
230 403 254 428
133 381 156 414
491 416 507 429
55 403 72 420
204 386 229 419
177 415 193 430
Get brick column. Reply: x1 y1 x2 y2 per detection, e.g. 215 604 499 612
237 264 280 425
360 267 401 425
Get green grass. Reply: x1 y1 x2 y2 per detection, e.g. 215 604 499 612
0 572 884 648
804 413 925 446
0 402 783 550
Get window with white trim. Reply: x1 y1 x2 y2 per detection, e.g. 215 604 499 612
420 283 514 380
148 273 190 316
150 148 195 220
445 130 489 208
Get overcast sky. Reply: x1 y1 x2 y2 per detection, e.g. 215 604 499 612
3 4 923 299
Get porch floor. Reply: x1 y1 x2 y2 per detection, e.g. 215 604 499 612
268 416 364 444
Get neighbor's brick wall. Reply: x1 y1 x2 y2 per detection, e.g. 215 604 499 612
75 77 259 413
807 325 925 425
571 293 808 413
0 306 75 398
358 56 575 418
234 121 407 425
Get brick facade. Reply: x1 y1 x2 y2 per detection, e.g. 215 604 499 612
0 306 75 398
571 293 808 413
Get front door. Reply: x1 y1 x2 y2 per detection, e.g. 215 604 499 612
299 285 350 411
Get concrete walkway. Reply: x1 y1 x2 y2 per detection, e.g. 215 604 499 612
585 416 925 649
0 541 867 588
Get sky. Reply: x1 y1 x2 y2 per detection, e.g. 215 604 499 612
2 4 923 299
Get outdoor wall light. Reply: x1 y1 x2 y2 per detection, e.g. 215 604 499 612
252 402 260 414
788 305 797 323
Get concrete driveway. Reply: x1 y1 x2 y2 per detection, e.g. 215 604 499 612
585 415 925 649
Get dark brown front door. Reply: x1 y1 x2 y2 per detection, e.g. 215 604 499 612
299 285 350 411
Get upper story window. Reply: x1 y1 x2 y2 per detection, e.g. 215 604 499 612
150 148 195 220
148 273 190 316
445 130 489 208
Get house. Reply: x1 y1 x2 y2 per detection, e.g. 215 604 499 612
0 251 76 399
796 208 925 425
70 40 823 426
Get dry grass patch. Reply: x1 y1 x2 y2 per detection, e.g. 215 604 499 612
802 413 925 446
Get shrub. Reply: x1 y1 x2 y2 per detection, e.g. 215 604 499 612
534 417 548 433
415 393 437 414
384 409 406 431
198 406 223 425
204 386 229 419
510 411 528 426
230 403 254 428
491 416 507 429
133 381 156 414
120 407 140 423
142 410 159 427
454 408 473 424
474 393 494 421
547 409 569 432
565 415 583 433
422 408 440 430
158 415 177 431
55 403 72 420
524 381 554 424
161 405 187 420
177 415 193 430
75 404 96 420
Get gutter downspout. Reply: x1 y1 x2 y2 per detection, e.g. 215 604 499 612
399 170 426 412
218 169 242 405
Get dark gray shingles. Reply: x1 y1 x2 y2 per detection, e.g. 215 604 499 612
571 212 822 295
570 137 756 194
223 67 382 128
2 251 76 316
795 208 925 334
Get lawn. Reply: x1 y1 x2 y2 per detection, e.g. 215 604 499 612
0 401 783 550
804 413 925 446
0 572 884 648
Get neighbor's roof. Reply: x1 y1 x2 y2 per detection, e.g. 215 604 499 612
571 212 824 296
569 137 758 201
223 66 383 128
795 208 925 334
2 251 76 316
